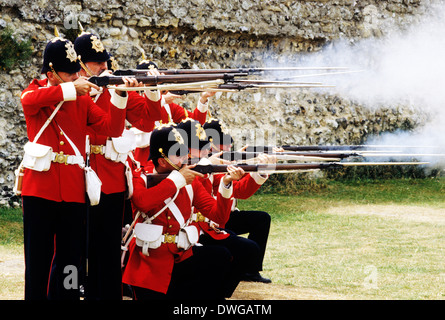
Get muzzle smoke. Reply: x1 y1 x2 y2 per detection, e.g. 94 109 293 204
288 3 445 168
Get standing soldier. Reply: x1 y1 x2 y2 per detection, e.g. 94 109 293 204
19 32 128 300
73 31 163 300
132 58 215 168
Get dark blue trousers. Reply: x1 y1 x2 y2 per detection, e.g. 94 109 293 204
83 191 125 300
199 230 261 297
22 196 86 300
224 210 271 271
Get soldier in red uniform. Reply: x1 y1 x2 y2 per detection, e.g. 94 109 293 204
20 34 128 300
122 124 238 300
73 32 163 300
132 59 215 167
204 118 273 283
175 118 263 297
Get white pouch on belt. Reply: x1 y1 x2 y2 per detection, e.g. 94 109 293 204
22 141 53 172
134 223 164 256
105 129 136 163
177 225 199 250
85 166 102 206
131 127 151 148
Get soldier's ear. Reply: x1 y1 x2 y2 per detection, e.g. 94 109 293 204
157 157 168 169
46 71 55 81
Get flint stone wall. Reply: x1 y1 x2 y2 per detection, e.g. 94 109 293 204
0 0 435 206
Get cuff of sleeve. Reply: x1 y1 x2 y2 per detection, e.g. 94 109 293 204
167 170 187 190
60 82 77 101
218 178 233 199
110 89 128 109
145 89 161 102
197 100 208 113
250 172 268 185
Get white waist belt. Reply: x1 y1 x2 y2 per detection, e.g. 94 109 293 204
51 152 85 166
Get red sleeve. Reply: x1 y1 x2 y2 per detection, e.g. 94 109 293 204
169 102 207 125
189 107 207 125
213 173 261 199
131 170 178 215
126 91 162 132
20 79 64 115
169 102 189 123
192 178 233 226
85 95 125 137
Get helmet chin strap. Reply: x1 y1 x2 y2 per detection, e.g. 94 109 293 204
78 56 94 77
49 63 64 83
159 148 182 171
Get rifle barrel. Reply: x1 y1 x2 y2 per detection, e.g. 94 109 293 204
88 73 247 86
216 151 355 161
144 161 427 187
113 67 348 76
246 145 398 152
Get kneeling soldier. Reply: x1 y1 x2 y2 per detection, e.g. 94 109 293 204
122 123 238 300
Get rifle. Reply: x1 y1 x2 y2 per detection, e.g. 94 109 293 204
213 151 358 162
113 67 348 76
246 145 440 153
87 73 248 87
145 161 427 187
164 82 334 95
245 145 422 152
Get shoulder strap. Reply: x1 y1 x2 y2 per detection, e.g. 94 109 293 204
33 101 64 143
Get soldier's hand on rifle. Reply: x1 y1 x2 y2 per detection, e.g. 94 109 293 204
223 165 245 185
273 147 285 153
146 68 161 76
209 151 232 165
200 91 216 104
115 76 143 96
257 153 277 164
76 76 100 96
179 164 205 185
162 91 183 104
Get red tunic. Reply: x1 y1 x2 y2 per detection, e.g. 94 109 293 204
20 78 126 203
122 166 233 293
88 90 162 194
133 102 207 167
195 172 264 237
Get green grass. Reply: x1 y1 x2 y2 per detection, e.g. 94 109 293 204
1 177 444 299
238 177 445 299
0 207 23 248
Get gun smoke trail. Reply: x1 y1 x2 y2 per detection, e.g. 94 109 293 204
287 2 445 169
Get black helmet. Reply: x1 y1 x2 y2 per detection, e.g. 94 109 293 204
74 32 110 63
176 118 210 151
136 60 158 70
203 118 233 148
148 124 189 161
41 37 81 74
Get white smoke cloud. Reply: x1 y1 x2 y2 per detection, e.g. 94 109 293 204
287 3 445 167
